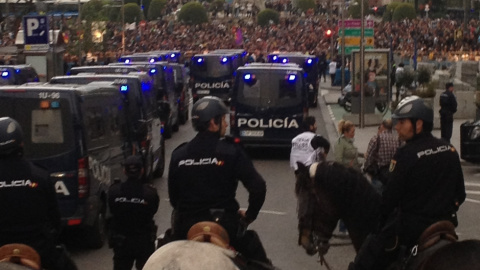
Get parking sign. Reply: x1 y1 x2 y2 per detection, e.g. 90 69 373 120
23 16 49 45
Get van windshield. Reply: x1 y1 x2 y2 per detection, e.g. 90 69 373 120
191 56 232 78
0 97 74 159
236 72 303 108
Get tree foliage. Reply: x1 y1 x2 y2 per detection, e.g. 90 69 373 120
147 0 167 20
296 0 315 13
257 8 279 27
123 3 143 23
81 0 109 21
347 0 369 19
382 2 401 21
392 3 416 22
177 2 208 25
211 0 225 13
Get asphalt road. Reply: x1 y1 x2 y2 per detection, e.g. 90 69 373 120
69 101 480 270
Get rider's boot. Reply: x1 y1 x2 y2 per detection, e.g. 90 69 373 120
234 230 272 266
349 234 395 270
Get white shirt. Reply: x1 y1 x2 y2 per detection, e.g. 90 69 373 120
329 61 337 74
290 132 324 171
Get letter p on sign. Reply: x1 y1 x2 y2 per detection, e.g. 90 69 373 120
26 18 39 36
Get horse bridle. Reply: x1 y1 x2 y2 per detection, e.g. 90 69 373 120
303 162 333 269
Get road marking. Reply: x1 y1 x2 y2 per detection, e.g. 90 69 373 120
466 198 480 204
465 182 480 187
240 208 287 215
467 191 480 195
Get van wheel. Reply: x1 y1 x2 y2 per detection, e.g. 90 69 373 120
154 137 165 178
172 120 179 132
85 208 106 249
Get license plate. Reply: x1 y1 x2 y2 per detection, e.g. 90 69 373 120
240 130 264 137
196 90 210 94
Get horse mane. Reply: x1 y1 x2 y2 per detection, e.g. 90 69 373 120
313 162 382 246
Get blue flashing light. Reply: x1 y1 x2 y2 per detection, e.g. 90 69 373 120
287 74 296 81
281 58 289 64
163 66 167 70
150 68 157 74
149 59 155 63
1 71 9 78
51 101 60 108
120 85 129 92
272 55 278 61
170 53 176 58
197 57 204 63
221 57 228 64
306 58 313 65
124 59 130 64
15 69 20 73
244 73 252 80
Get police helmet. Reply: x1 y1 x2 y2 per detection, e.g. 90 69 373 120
123 155 143 176
392 96 433 123
446 82 454 90
0 117 24 156
191 96 229 131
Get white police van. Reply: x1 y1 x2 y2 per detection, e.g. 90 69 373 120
230 63 308 148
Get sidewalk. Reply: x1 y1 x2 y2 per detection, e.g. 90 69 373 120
319 86 467 160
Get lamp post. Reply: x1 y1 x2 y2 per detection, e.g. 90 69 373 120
341 1 346 92
122 0 125 55
360 0 365 128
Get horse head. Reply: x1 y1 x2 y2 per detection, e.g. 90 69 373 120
295 162 341 256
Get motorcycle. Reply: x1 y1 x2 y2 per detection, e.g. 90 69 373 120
338 82 388 113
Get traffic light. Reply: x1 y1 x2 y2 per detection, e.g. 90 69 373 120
325 29 332 38
373 6 378 13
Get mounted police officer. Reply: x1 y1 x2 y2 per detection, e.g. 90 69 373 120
349 96 466 270
168 96 271 265
108 155 159 270
0 117 77 270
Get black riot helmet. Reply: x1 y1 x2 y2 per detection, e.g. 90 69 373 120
0 117 24 157
123 155 144 178
392 95 433 133
191 96 229 132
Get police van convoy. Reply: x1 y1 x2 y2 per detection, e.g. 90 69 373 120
108 61 188 138
268 52 319 107
230 63 308 148
0 65 39 85
190 51 245 103
0 82 136 248
49 73 166 179
119 50 182 64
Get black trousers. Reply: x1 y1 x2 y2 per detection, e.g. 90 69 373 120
112 234 155 270
440 116 453 143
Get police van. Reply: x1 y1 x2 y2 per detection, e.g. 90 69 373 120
268 52 319 107
50 73 166 179
0 82 134 248
0 65 39 85
190 52 244 103
230 63 308 148
68 65 150 75
109 61 187 138
212 49 248 66
134 50 182 63
118 54 161 64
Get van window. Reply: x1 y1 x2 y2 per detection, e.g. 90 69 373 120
0 97 74 159
191 56 231 78
237 72 303 108
32 109 64 143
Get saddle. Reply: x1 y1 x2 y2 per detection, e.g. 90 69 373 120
416 220 458 252
187 221 231 249
0 243 41 270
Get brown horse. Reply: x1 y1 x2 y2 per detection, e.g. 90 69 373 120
295 161 480 270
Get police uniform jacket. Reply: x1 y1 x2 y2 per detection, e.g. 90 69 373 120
290 132 330 171
108 179 159 235
439 90 457 120
0 156 61 242
381 133 465 241
168 132 266 223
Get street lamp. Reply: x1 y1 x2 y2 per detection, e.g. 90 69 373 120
122 0 125 55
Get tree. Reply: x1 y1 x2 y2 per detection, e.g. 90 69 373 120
81 0 108 21
147 0 167 20
296 0 315 13
211 0 225 13
257 8 279 27
382 2 401 22
347 0 369 19
392 3 416 22
177 2 208 25
123 3 143 23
